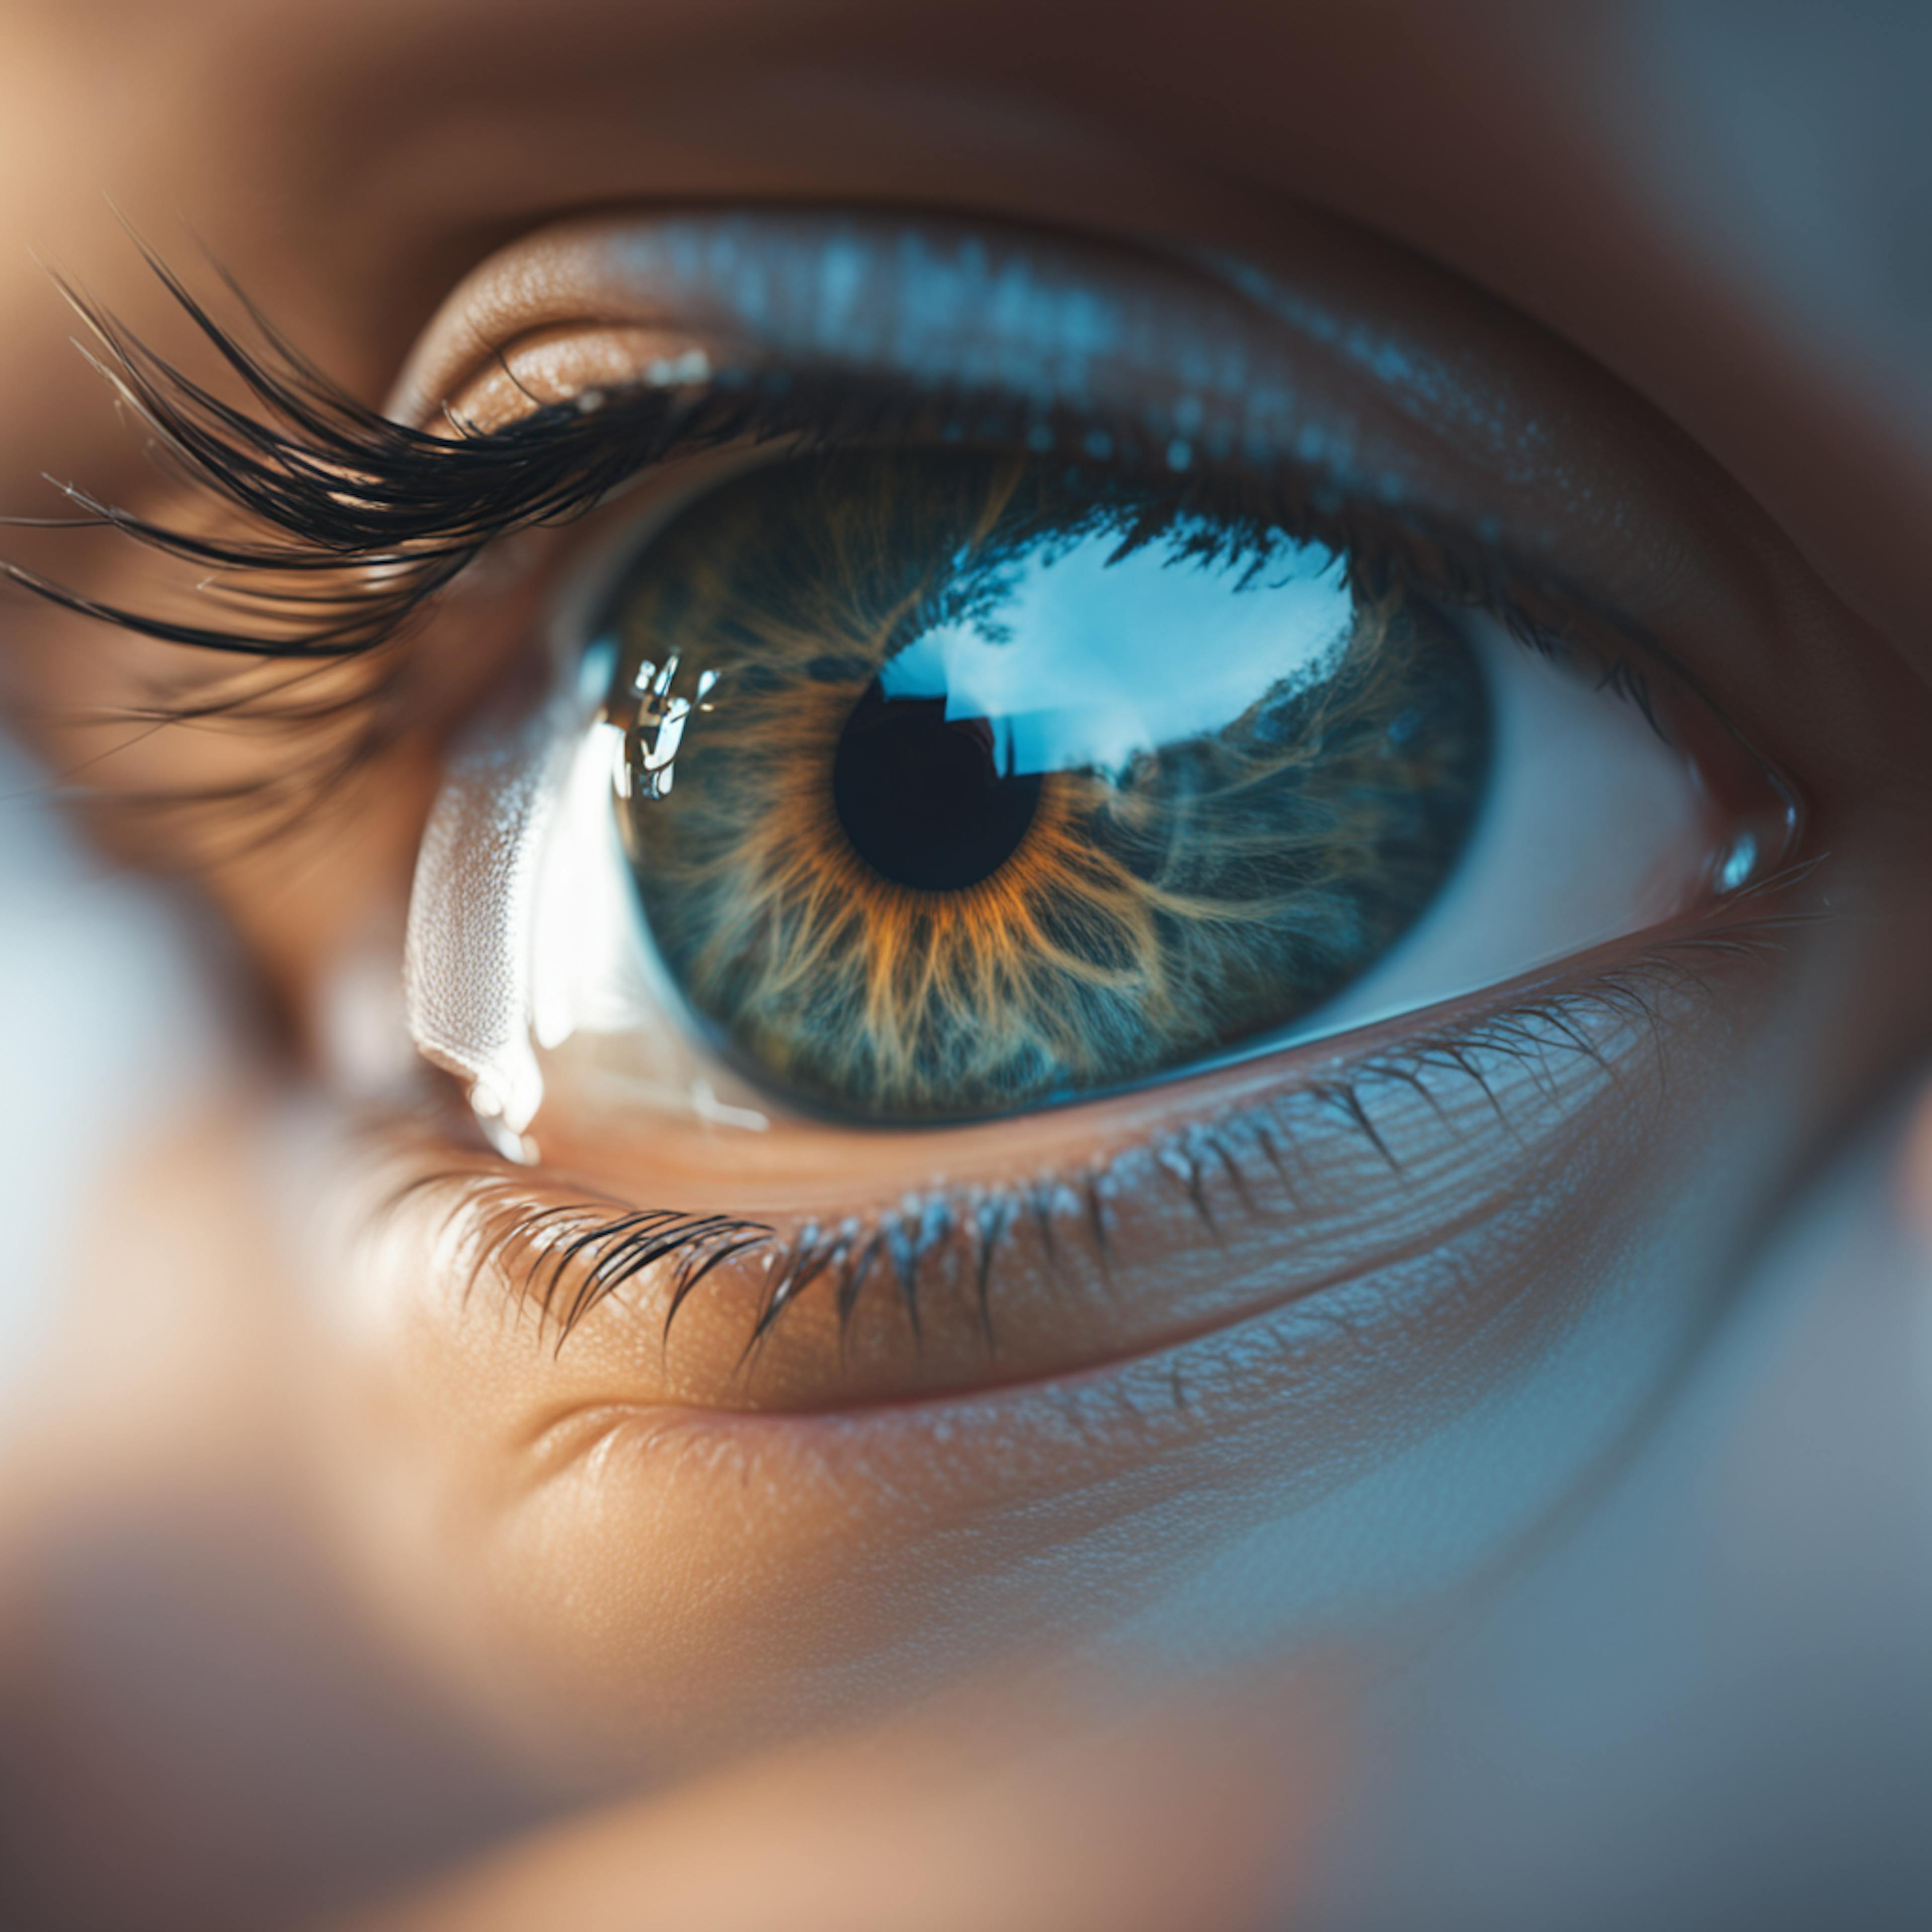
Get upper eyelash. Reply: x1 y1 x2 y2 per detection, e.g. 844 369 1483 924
0 247 1649 686
1 248 761 659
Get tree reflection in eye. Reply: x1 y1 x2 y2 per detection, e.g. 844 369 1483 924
604 447 1492 1123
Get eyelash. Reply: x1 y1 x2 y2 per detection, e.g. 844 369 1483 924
377 915 1807 1365
1 249 1660 779
10 249 1780 1361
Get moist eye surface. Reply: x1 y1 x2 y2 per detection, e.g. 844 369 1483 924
600 447 1492 1123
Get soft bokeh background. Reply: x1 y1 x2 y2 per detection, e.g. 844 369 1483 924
2 5 1930 1926
0 737 220 1405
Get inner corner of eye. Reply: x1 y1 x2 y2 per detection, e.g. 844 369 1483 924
477 441 1776 1139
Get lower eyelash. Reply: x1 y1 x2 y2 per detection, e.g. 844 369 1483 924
378 911 1811 1369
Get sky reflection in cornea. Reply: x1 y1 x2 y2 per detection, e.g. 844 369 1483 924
879 522 1352 778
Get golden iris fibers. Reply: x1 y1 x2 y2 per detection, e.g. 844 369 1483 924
600 450 1491 1123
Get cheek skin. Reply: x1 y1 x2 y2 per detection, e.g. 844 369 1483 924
295 941 1800 1778
337 1664 1351 1932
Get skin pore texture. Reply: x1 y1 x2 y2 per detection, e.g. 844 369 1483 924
0 5 1929 1929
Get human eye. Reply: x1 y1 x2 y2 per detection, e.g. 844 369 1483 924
384 209 1791 1410
16 199 1908 1760
431 390 1770 1143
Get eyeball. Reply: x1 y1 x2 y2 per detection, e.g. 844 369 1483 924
407 446 1792 1160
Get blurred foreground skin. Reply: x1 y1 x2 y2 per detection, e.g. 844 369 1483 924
0 4 1929 1928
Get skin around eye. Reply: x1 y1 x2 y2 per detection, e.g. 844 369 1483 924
0 18 1928 1923
76 202 1921 1779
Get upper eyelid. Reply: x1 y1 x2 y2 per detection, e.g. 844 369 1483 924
9 204 1808 882
5 199 1834 793
0 235 1663 692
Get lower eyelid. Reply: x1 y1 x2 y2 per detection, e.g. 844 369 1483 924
361 914 1791 1416
309 857 1842 1751
463 1187 1606 1756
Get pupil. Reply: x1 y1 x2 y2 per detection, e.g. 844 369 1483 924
832 678 1042 891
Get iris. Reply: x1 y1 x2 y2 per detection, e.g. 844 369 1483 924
601 450 1491 1121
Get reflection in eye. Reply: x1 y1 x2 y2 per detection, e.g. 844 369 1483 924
604 448 1490 1122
